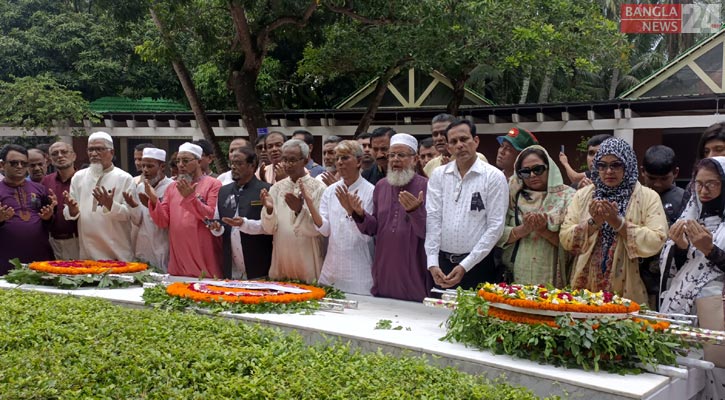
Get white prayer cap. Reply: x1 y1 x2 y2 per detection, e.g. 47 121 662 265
389 133 418 154
142 148 166 162
88 131 114 147
178 142 203 159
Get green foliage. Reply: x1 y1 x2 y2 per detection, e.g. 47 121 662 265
4 259 154 289
443 289 689 374
0 74 99 134
0 289 554 399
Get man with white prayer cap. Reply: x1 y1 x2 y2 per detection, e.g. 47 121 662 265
122 146 173 271
63 131 136 260
147 142 223 278
346 133 433 301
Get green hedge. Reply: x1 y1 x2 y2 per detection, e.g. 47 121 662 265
0 290 554 399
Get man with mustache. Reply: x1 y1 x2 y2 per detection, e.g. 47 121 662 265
423 113 489 177
41 141 79 260
146 142 223 278
63 131 135 261
356 132 375 171
122 147 173 272
361 127 396 186
27 148 47 183
349 133 432 302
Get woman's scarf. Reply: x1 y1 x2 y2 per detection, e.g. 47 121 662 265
660 157 725 314
591 138 639 270
508 145 572 230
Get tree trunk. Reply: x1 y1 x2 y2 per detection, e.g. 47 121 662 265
518 66 532 104
355 59 410 135
537 69 554 104
149 8 226 172
447 73 469 116
229 69 267 145
608 67 620 99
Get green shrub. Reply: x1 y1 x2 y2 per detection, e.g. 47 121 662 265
0 289 552 400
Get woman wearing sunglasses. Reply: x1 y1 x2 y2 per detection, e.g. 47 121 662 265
560 138 667 304
497 145 574 286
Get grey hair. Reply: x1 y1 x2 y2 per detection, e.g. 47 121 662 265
324 135 343 146
431 113 456 125
281 139 309 159
335 140 364 159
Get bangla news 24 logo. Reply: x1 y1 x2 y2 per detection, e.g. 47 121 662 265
620 3 722 34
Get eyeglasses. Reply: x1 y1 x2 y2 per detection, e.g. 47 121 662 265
595 161 625 172
517 164 547 179
176 158 197 165
87 147 110 154
695 180 721 192
281 157 303 163
6 160 28 168
388 152 413 160
50 149 72 157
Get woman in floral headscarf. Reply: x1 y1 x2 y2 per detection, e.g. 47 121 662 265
497 145 575 287
560 138 668 304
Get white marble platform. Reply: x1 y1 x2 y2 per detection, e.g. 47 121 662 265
0 279 701 400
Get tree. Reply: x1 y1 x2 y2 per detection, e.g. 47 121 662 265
0 74 99 135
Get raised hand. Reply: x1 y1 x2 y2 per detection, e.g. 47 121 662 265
260 188 274 214
284 191 303 214
206 219 221 232
669 219 689 249
588 200 605 225
559 152 570 167
578 177 593 189
599 200 621 227
92 186 115 211
299 181 314 210
335 185 354 215
320 171 339 186
122 191 139 208
347 190 364 217
259 162 268 183
398 190 424 212
274 163 288 182
176 178 196 198
63 190 79 217
0 204 15 222
686 220 714 255
221 216 244 227
39 192 58 221
440 154 450 166
144 179 158 206
528 212 548 232
137 192 150 208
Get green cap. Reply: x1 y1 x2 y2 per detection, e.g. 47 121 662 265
497 127 539 151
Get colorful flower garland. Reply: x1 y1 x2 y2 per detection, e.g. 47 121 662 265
29 260 148 275
478 283 640 314
166 281 326 305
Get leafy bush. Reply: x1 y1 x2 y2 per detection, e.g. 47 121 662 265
0 289 552 399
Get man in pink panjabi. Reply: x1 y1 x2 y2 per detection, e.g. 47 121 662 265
147 142 222 278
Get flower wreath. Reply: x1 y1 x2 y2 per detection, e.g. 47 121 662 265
166 281 326 305
29 260 148 275
478 283 640 314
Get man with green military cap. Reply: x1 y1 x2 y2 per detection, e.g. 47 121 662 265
495 126 539 180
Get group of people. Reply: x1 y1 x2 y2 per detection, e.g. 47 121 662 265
1 120 724 309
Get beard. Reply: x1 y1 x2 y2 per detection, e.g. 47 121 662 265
89 163 104 178
147 174 163 187
387 167 416 187
177 174 193 183
325 164 336 173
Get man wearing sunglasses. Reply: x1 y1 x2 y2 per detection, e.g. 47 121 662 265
426 119 509 290
0 144 55 275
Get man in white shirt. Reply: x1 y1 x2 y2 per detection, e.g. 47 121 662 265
425 119 509 289
217 138 252 186
63 131 135 260
122 147 173 271
302 140 375 295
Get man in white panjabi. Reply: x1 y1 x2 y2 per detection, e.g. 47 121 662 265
303 140 375 295
63 131 135 260
122 147 173 271
261 139 327 283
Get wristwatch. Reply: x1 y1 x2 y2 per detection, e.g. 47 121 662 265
588 218 597 226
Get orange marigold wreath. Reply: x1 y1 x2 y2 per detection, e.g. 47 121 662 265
29 260 148 275
166 281 326 304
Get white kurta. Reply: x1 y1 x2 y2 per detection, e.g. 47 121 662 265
129 177 173 271
63 166 135 261
261 175 326 283
211 207 265 279
316 176 375 295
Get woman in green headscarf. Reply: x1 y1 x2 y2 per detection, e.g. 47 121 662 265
497 145 575 287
